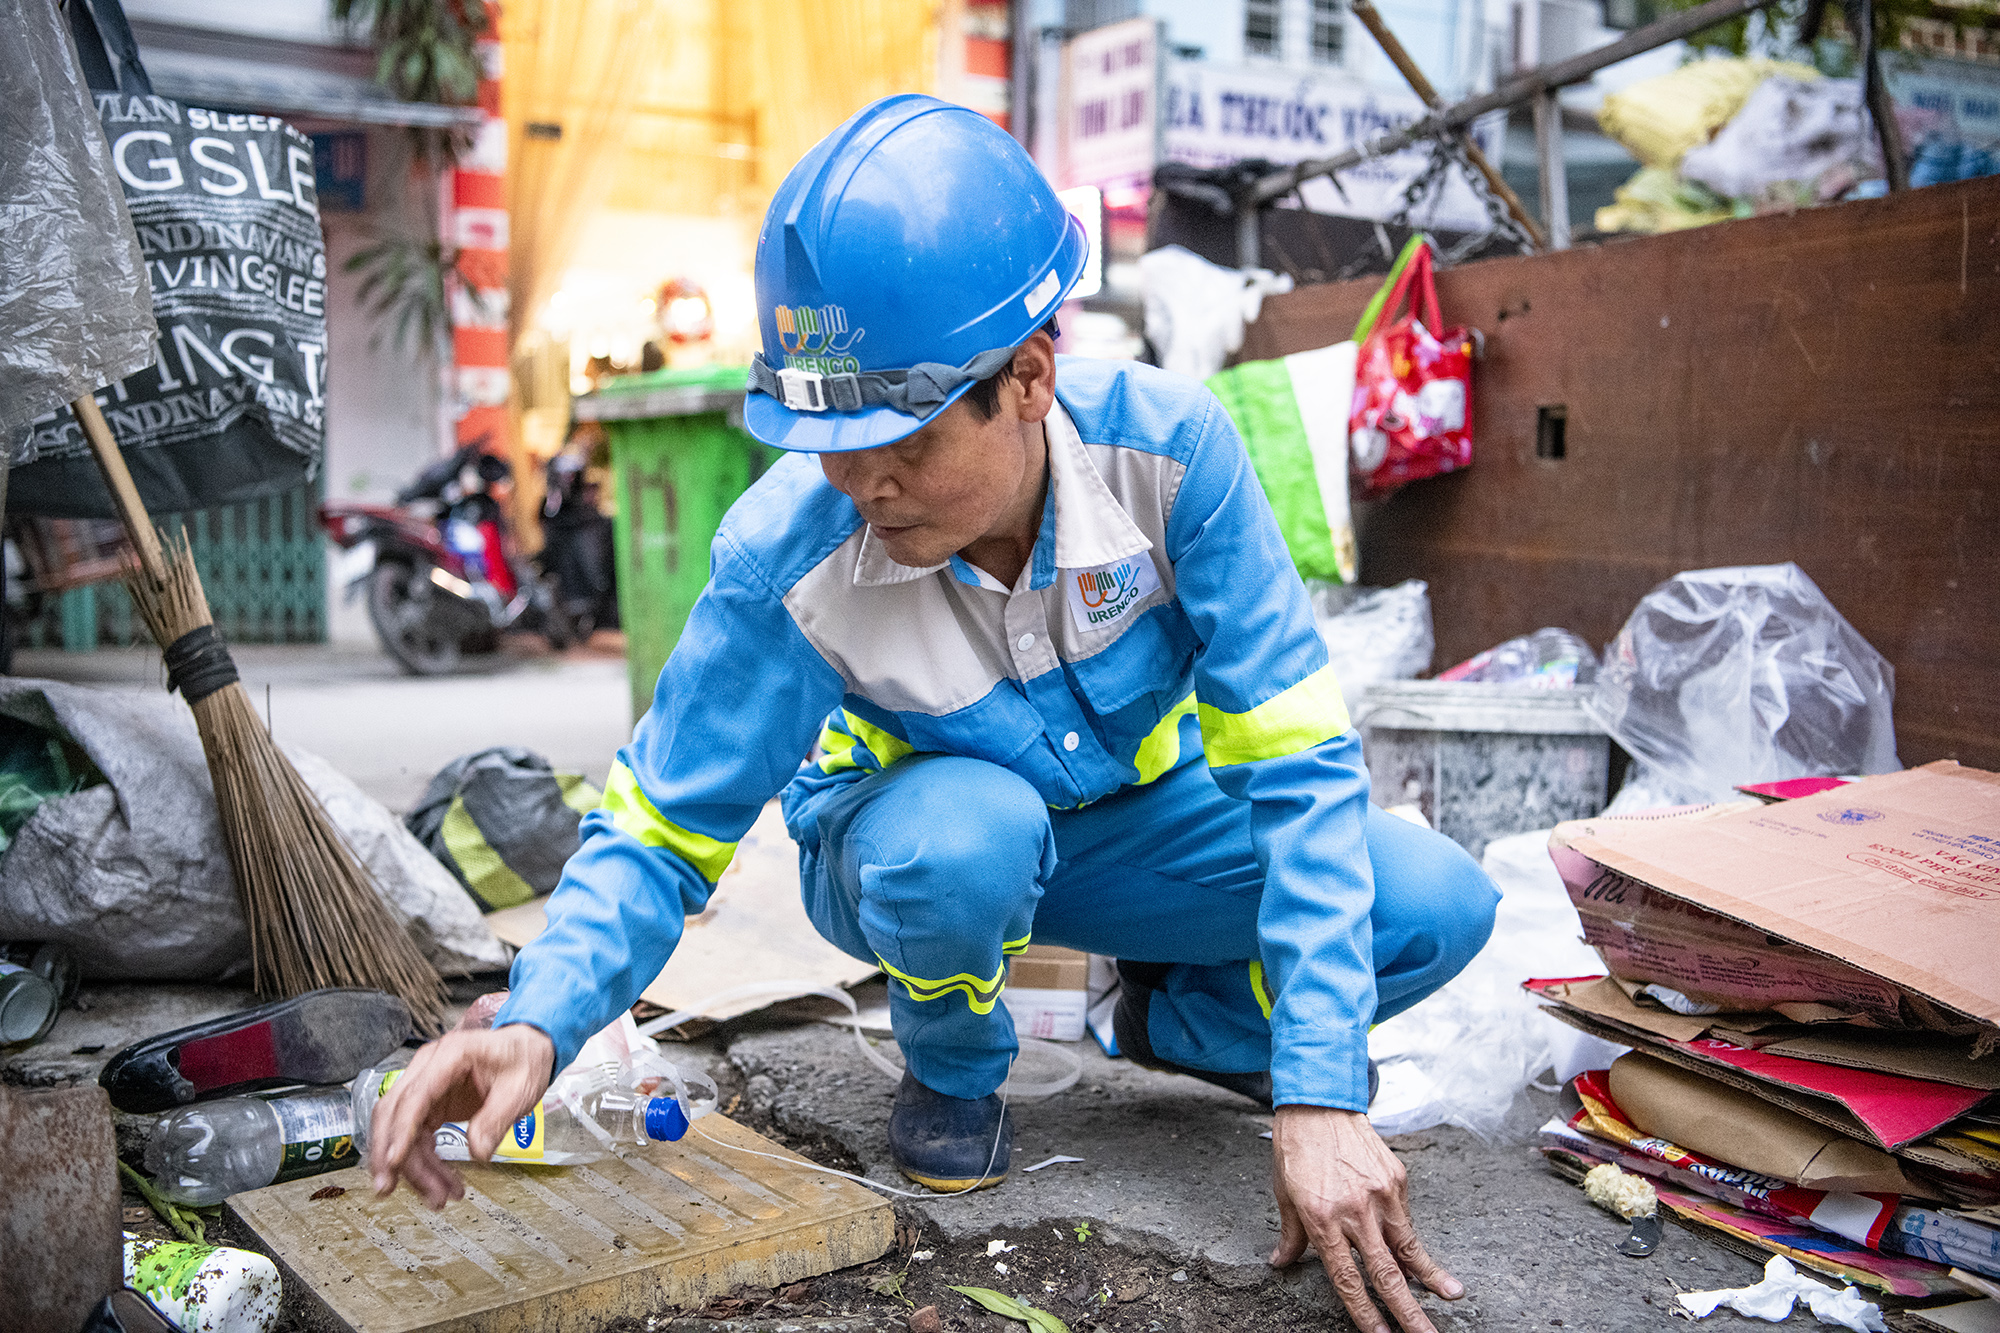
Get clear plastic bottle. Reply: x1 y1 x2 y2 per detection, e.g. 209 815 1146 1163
352 1059 703 1167
145 1086 357 1205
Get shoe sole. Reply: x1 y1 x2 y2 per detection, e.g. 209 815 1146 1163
897 1168 1009 1193
101 988 412 1112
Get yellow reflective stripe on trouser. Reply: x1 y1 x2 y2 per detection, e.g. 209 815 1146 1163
601 760 738 883
1248 960 1275 1020
1002 933 1032 956
1197 665 1351 767
440 794 537 911
878 956 1007 1014
1132 692 1198 785
817 710 916 775
556 771 602 814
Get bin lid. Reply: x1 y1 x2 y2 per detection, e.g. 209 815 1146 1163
575 365 748 422
1354 681 1607 736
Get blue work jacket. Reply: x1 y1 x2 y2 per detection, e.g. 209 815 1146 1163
497 356 1377 1110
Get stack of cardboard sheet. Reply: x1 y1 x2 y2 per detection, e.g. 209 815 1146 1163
1526 761 2000 1307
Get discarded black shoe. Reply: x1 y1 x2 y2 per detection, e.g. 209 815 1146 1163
99 988 412 1113
887 1072 1012 1192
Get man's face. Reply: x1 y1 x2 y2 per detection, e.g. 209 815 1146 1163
818 385 1040 570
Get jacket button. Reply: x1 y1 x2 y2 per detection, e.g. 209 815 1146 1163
1063 732 1079 752
1017 633 1035 651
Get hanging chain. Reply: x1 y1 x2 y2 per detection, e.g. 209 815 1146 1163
1382 124 1538 263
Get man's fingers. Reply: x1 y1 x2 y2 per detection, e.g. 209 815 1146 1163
1269 1170 1309 1267
1321 1241 1390 1333
1385 1212 1464 1300
1356 1230 1438 1333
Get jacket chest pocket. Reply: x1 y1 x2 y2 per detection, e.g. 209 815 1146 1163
1069 602 1197 723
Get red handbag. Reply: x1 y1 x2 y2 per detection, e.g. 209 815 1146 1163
1348 237 1474 500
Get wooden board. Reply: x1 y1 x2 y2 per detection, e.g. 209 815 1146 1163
485 800 877 1019
1237 176 2000 771
228 1115 894 1333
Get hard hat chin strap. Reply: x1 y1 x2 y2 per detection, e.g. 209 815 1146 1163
749 344 1020 416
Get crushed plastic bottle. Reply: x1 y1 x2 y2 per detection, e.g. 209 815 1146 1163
144 1086 356 1205
351 1053 717 1167
124 1232 281 1333
1436 626 1598 688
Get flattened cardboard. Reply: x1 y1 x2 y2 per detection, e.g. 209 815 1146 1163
1530 978 1988 1151
1558 762 2000 1031
486 801 876 1019
1608 1052 1919 1194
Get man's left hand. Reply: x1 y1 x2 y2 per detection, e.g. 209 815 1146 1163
1269 1104 1465 1333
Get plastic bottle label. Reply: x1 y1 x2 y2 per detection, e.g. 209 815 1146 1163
267 1090 357 1183
374 1069 545 1162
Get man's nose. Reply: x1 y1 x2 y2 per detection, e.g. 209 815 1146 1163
822 451 896 503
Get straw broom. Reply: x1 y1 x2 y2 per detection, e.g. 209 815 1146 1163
72 393 448 1034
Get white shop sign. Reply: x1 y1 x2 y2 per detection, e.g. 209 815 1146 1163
1162 60 1508 233
1060 17 1160 191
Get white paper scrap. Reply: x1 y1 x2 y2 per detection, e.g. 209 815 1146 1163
1676 1256 1886 1331
1023 1155 1086 1173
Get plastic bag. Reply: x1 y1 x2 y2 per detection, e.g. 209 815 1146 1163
1437 627 1598 688
1587 563 1898 808
0 0 158 457
405 747 604 912
1308 579 1434 715
1680 76 1869 201
1347 236 1474 499
1208 341 1358 585
1138 244 1292 381
1367 828 1618 1142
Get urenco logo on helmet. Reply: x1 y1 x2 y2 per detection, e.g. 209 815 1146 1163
741 94 1089 451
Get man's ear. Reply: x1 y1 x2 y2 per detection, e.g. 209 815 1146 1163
1009 331 1058 424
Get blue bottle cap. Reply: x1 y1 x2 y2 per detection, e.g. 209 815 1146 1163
643 1097 690 1142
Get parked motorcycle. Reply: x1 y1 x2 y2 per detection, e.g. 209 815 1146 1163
318 444 572 675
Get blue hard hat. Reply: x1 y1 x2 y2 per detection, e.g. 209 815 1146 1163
743 95 1090 453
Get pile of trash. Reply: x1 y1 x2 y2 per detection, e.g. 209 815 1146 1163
1592 55 1994 236
1529 761 2000 1323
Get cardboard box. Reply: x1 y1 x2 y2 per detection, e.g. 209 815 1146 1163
1003 945 1089 1041
1549 762 2000 1034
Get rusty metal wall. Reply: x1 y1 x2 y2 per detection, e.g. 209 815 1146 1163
1238 176 2000 770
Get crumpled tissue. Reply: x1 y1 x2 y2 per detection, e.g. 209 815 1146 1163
1676 1256 1886 1331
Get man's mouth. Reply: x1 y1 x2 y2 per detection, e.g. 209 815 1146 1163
869 521 920 538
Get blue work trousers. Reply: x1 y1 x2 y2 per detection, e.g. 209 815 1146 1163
792 754 1497 1102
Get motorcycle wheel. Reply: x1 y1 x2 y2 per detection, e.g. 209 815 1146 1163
367 560 463 675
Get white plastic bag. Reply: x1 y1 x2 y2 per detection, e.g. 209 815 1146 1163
1138 245 1292 381
1308 579 1434 716
1587 564 1898 808
1366 829 1619 1142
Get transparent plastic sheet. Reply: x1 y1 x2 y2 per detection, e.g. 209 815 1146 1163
1587 564 1899 808
0 0 158 457
1366 829 1624 1143
1307 579 1435 715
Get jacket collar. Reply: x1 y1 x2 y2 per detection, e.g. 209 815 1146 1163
851 397 1152 589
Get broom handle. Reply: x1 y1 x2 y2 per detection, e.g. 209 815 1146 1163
71 393 169 590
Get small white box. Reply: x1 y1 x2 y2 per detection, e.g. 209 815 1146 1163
1002 987 1089 1042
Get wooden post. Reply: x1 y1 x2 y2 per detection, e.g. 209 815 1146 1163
70 393 168 590
1533 90 1571 251
1351 0 1549 251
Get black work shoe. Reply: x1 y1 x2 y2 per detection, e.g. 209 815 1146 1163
887 1072 1012 1192
99 988 412 1113
1114 961 1276 1108
1113 963 1380 1110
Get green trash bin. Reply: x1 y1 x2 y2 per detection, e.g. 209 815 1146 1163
576 366 776 722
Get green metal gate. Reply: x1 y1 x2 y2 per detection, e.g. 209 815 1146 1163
15 482 327 649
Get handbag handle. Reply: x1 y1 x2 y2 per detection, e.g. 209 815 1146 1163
65 0 154 96
1352 234 1439 343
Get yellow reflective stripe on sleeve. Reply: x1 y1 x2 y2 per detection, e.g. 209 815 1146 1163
878 956 1007 1014
1132 692 1198 785
1248 960 1275 1020
1197 665 1351 768
1002 934 1033 956
556 771 603 815
440 794 537 911
601 760 739 883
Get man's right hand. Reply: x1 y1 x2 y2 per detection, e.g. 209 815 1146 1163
367 1023 556 1210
